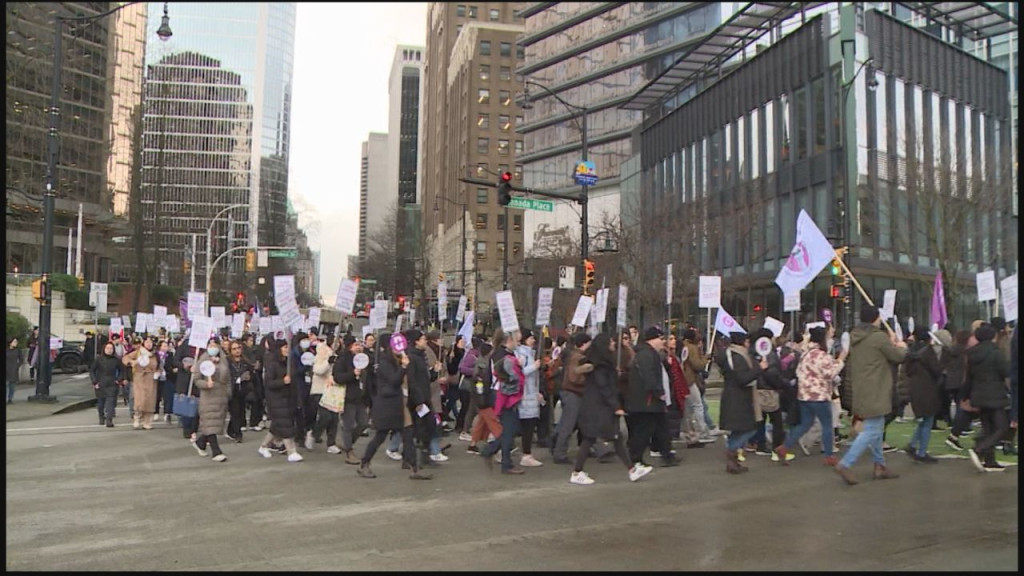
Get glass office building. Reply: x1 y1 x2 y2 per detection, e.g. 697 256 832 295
133 2 296 292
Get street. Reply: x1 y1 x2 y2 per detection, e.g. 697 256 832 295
5 380 1018 571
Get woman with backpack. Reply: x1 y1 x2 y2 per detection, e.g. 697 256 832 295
478 329 527 475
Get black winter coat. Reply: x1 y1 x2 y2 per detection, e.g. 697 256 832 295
6 348 23 384
963 341 1009 409
904 342 943 418
371 353 407 431
717 345 762 433
91 353 121 398
406 348 432 411
170 344 198 397
579 360 621 440
625 342 667 414
264 354 296 439
333 350 366 403
940 344 967 390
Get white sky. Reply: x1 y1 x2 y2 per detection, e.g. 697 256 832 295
288 3 427 306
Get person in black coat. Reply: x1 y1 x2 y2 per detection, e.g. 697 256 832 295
571 334 648 485
962 325 1010 471
258 339 302 461
242 333 265 430
903 327 943 462
91 342 121 427
717 331 767 474
333 335 369 464
625 326 675 468
169 339 199 439
290 332 314 447
404 329 439 473
7 338 24 405
750 328 787 455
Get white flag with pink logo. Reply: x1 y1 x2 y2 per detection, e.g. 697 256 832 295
775 210 836 296
714 308 746 336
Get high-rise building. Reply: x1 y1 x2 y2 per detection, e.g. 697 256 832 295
133 2 296 295
515 3 739 256
422 2 527 316
387 46 424 299
6 2 145 280
358 132 391 270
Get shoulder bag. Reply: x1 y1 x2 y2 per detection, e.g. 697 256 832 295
172 370 199 418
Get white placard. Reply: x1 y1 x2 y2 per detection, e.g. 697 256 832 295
189 316 214 349
558 265 576 290
121 315 132 331
335 278 359 315
370 300 388 330
272 315 284 336
274 275 296 302
307 307 321 330
187 292 206 321
976 270 997 302
595 287 610 323
893 315 904 341
881 289 897 320
259 317 273 336
50 337 63 349
164 315 180 334
570 295 594 328
353 353 370 370
408 308 416 327
536 287 554 326
616 284 628 328
395 313 405 333
438 282 448 323
1000 274 1017 322
152 305 167 321
210 306 227 328
783 291 801 313
231 314 246 338
199 360 216 377
754 337 773 358
665 264 673 305
699 275 722 309
455 295 468 322
840 331 851 352
110 318 123 331
495 290 519 333
135 313 148 334
763 316 785 338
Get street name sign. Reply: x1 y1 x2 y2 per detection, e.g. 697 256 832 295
508 197 553 212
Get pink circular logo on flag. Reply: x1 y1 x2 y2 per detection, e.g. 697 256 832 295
723 316 735 327
784 242 811 273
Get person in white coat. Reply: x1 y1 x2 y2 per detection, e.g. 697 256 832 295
516 329 544 467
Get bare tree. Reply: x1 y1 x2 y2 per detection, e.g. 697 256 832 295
360 202 434 306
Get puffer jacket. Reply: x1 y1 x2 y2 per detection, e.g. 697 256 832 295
264 352 296 439
904 341 943 418
91 352 121 398
311 345 332 396
963 341 1009 409
192 353 231 436
847 322 906 419
515 344 541 419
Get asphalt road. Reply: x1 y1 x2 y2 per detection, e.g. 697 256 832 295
5 397 1018 571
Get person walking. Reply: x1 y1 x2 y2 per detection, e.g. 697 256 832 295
902 327 943 463
122 337 159 430
407 329 443 470
717 331 768 474
333 335 369 464
190 338 231 462
682 329 719 436
170 337 199 440
468 342 502 454
90 341 121 426
242 333 265 431
155 340 174 422
834 307 907 485
515 329 544 468
570 333 651 485
456 337 481 441
626 326 678 469
942 329 972 451
7 338 24 405
963 324 1011 472
258 339 303 462
776 327 846 465
226 340 254 443
551 333 593 464
83 332 96 372
479 329 527 475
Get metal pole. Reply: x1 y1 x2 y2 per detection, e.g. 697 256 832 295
502 206 509 290
32 14 65 402
461 202 467 296
190 233 197 292
840 4 857 333
580 110 589 263
206 228 212 311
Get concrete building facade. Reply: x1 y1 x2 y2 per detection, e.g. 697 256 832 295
357 132 391 272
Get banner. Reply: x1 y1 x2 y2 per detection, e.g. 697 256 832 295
495 290 519 333
775 210 836 296
616 285 628 328
698 276 721 309
335 278 359 315
714 308 746 336
976 270 997 302
930 271 948 329
1001 274 1018 322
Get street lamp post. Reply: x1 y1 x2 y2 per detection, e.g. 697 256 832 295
204 203 248 307
434 196 468 296
31 2 171 402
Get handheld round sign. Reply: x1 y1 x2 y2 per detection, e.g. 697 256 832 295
353 353 370 370
840 331 851 353
680 346 689 363
199 360 216 377
390 332 408 353
551 346 562 360
300 352 315 366
754 337 773 359
821 308 833 323
907 316 915 334
137 354 150 368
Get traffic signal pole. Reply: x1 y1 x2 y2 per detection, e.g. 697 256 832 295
502 205 509 291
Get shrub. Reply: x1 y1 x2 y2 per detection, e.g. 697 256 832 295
6 312 31 347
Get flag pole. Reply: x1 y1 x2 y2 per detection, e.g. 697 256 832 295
836 257 893 334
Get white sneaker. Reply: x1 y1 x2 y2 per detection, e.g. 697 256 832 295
520 454 543 467
629 464 652 482
327 445 342 455
487 434 496 442
698 436 717 444
212 454 227 462
258 446 273 458
250 424 264 432
429 453 449 463
799 442 812 457
287 452 304 463
191 441 209 457
570 471 595 485
649 451 662 458
385 449 403 461
304 432 314 451
458 432 473 442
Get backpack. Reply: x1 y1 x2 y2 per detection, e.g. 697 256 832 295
491 347 518 396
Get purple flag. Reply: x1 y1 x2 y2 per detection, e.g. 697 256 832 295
930 271 947 329
179 298 190 328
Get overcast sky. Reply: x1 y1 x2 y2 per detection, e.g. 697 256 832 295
288 3 427 305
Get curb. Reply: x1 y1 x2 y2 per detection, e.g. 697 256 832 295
54 398 98 415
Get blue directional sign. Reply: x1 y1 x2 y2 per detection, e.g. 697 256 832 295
573 160 598 186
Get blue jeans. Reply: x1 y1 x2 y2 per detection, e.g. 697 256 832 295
909 415 934 457
485 407 521 471
7 380 16 402
726 429 758 452
784 401 835 456
839 415 885 468
387 430 402 452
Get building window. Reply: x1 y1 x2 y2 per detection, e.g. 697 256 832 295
476 241 486 258
468 5 478 18
497 242 505 254
479 40 491 56
497 214 505 230
477 137 489 154
476 162 489 176
500 66 511 81
499 90 511 106
516 45 525 59
499 114 511 131
476 188 488 203
477 113 489 129
489 8 500 21
479 64 490 81
513 214 522 231
475 213 488 229
478 88 490 104
514 164 523 180
456 5 466 17
515 115 523 126
498 139 510 155
513 242 521 255
514 140 524 153
500 42 512 57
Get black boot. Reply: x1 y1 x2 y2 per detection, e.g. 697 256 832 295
99 414 105 426
105 417 114 428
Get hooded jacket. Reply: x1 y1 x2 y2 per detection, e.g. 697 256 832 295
625 341 667 414
963 340 1009 409
264 348 296 439
847 322 906 419
903 340 943 418
717 344 762 432
310 344 333 396
91 352 121 397
515 344 541 419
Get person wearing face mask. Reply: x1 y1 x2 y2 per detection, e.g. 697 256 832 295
292 333 317 450
717 331 769 474
91 342 121 427
309 339 338 453
334 336 369 464
258 339 303 461
122 337 159 430
226 340 254 443
191 338 232 462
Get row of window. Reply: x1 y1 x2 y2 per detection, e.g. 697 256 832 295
476 88 517 106
474 241 522 259
476 113 524 130
473 164 523 182
474 212 522 231
478 40 523 59
477 64 519 82
456 5 512 22
475 137 525 155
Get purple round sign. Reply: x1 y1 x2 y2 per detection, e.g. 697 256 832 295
821 308 833 323
390 332 408 353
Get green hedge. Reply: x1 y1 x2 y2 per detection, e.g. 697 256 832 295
6 312 31 347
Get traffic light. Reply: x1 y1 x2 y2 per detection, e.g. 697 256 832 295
830 257 842 277
236 291 245 303
245 249 255 272
830 285 844 299
497 171 513 206
583 259 595 294
397 295 406 311
31 278 48 302
76 275 84 289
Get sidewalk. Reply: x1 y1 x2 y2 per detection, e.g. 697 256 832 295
5 373 98 423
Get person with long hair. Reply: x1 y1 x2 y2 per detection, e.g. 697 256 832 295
515 329 544 467
91 341 121 427
479 329 527 475
570 333 651 485
7 338 24 405
258 339 303 462
717 332 768 474
902 327 943 463
122 337 159 430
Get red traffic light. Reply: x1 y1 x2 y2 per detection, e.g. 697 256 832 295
501 171 512 183
753 304 762 313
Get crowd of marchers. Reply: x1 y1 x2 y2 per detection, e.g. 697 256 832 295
10 307 1014 485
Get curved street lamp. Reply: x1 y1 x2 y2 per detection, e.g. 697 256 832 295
31 2 172 402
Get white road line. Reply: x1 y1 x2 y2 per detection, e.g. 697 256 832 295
7 424 114 432
72 373 91 380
